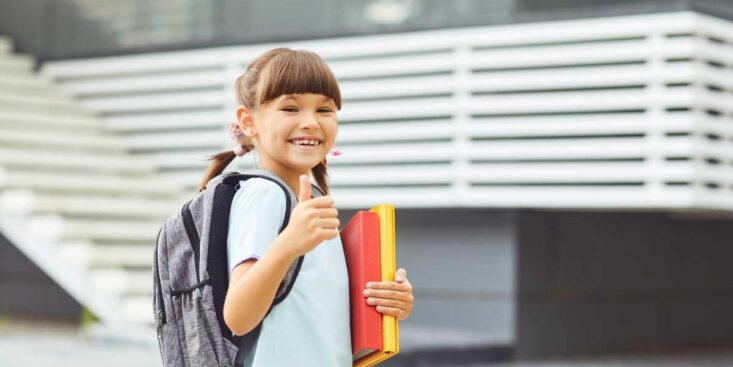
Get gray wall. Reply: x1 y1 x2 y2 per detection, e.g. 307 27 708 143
1 0 731 61
517 210 733 358
339 208 518 350
0 234 81 322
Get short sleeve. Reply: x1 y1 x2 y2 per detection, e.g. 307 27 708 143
227 178 287 277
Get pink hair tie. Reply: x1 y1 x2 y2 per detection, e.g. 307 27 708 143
233 144 248 157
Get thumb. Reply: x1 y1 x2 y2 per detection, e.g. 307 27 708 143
298 174 312 202
395 268 407 282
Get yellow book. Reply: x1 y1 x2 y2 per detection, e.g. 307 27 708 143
353 204 400 367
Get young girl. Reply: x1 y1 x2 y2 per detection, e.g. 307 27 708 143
197 48 414 366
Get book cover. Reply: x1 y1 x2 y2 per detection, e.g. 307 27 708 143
342 204 400 367
340 211 382 359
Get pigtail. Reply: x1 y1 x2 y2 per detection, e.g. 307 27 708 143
197 150 237 192
311 161 329 196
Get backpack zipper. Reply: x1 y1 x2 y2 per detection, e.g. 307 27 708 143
182 200 201 283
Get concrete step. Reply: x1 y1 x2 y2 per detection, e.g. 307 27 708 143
121 295 155 325
0 126 126 153
1 190 178 219
0 74 64 97
0 53 34 74
27 215 161 243
0 168 181 197
0 93 92 117
0 146 155 174
89 268 152 297
0 110 100 132
58 241 154 268
0 37 12 54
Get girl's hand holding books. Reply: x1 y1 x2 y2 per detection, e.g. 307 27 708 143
282 175 341 258
363 268 413 321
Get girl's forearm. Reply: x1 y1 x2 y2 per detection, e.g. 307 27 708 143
223 231 297 335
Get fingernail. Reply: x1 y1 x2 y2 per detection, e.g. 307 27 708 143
363 290 370 296
396 275 403 281
366 282 373 288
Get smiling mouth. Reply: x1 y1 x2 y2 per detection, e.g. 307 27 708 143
288 140 322 150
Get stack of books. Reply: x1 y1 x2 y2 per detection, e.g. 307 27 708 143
340 204 399 367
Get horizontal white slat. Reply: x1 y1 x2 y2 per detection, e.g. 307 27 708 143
468 116 693 138
466 161 693 183
467 137 694 160
340 74 454 99
339 97 454 121
329 164 454 185
469 89 693 115
330 52 454 79
467 63 694 92
470 37 694 71
337 119 454 142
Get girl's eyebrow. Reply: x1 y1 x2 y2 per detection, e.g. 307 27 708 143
282 95 333 103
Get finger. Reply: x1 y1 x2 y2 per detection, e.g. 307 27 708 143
395 268 407 282
363 289 411 302
318 227 340 239
308 195 335 208
367 297 411 310
313 207 339 218
298 175 311 202
366 281 411 292
374 305 408 320
316 217 340 229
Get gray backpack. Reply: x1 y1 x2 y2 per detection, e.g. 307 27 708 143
153 169 323 366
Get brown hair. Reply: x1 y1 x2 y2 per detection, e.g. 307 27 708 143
197 47 342 193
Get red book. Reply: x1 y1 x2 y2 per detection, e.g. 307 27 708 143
340 211 382 359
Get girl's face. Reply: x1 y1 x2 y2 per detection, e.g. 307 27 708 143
237 93 338 175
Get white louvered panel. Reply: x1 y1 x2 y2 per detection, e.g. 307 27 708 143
39 11 733 210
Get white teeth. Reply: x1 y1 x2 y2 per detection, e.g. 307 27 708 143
290 139 319 146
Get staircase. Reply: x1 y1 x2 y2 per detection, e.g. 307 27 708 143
0 35 184 331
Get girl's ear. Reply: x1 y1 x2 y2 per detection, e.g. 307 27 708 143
236 105 257 138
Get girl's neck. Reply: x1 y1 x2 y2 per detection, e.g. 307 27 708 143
256 164 310 201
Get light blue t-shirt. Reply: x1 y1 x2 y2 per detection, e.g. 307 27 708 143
227 176 352 367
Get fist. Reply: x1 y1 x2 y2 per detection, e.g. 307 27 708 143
284 175 340 257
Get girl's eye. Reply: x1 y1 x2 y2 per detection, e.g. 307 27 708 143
283 107 298 112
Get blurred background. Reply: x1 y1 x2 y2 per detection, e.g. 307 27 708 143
2 0 733 366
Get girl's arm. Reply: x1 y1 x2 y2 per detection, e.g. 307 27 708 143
223 230 298 336
224 175 339 335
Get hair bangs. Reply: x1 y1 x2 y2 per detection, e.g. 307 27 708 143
256 50 342 110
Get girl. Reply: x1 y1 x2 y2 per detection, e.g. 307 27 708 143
197 48 414 366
